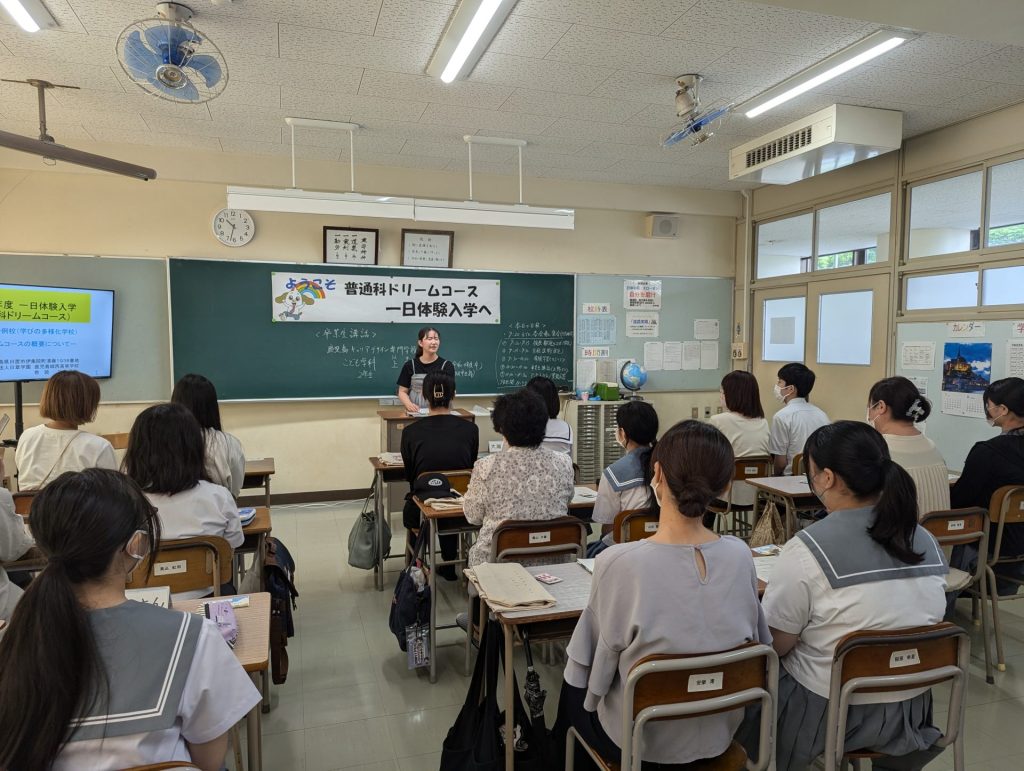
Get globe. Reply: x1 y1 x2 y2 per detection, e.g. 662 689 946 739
620 361 648 395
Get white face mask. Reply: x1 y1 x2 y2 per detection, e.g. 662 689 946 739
650 480 661 508
986 404 1003 428
773 383 788 403
719 391 727 408
615 428 625 449
865 401 880 428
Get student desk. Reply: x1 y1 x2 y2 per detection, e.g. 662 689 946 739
176 592 270 771
368 456 408 590
1 544 45 573
746 476 819 540
242 458 276 509
414 486 598 683
238 507 273 594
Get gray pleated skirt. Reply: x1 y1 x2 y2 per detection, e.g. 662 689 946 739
740 670 942 770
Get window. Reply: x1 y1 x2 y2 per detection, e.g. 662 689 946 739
816 193 891 270
756 213 812 279
818 290 873 365
907 171 983 258
982 265 1024 306
905 271 979 310
762 296 806 362
987 158 1024 248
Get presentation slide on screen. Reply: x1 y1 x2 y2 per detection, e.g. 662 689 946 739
0 284 114 382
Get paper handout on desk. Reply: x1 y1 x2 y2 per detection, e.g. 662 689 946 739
464 561 557 612
572 486 598 505
421 494 464 511
753 556 778 584
378 452 404 466
576 558 595 574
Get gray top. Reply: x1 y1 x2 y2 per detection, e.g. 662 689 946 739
564 536 770 765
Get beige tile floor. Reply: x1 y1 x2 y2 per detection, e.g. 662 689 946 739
242 501 1024 771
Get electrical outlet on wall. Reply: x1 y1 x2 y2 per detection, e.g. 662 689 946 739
731 342 747 359
704 406 711 419
691 407 699 419
488 440 504 454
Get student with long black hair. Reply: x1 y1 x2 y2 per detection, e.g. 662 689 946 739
172 373 246 498
124 402 243 599
0 468 259 770
745 421 947 770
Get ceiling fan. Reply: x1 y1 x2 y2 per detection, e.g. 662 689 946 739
662 74 733 149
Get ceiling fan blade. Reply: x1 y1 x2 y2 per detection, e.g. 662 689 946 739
184 54 222 88
123 30 164 76
144 22 198 65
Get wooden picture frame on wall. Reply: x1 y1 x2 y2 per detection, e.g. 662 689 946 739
401 229 454 268
323 227 379 265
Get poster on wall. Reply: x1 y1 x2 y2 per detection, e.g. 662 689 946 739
624 279 662 310
940 341 992 418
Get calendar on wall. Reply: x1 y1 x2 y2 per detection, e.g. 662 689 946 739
401 229 454 268
323 227 379 265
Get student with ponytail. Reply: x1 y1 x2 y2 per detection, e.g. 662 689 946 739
556 420 769 768
744 421 947 770
0 468 259 770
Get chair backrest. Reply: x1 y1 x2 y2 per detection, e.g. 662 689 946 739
733 455 773 483
126 536 233 596
791 452 804 476
572 462 581 484
613 508 659 544
825 623 969 771
988 486 1024 562
622 644 778 771
101 432 130 450
431 468 472 495
491 516 587 563
12 491 35 517
920 507 987 548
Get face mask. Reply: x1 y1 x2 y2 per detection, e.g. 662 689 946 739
125 529 148 572
650 481 662 508
615 428 626 449
986 411 1000 428
719 392 727 408
865 401 880 428
773 383 787 403
808 471 829 508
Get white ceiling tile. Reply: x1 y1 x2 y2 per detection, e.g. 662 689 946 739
443 158 516 177
959 46 1024 85
86 127 223 151
521 151 618 172
0 117 92 141
544 24 729 77
488 14 571 60
358 69 514 110
0 27 118 67
4 0 86 33
510 1 696 36
219 138 341 161
588 70 682 105
401 138 514 163
282 90 428 123
472 130 591 155
357 118 470 141
228 54 363 95
279 23 432 74
872 34 1004 76
200 0 383 37
586 141 692 164
663 0 869 58
418 103 556 134
139 115 281 142
216 80 282 108
468 52 611 96
356 151 452 171
542 117 667 147
52 86 214 120
825 66 995 107
4 101 149 131
296 129 407 155
498 88 647 124
701 48 818 87
0 56 125 91
373 0 452 44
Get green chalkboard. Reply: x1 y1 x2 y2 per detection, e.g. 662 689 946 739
169 259 575 400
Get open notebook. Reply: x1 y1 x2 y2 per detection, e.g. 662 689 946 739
465 562 557 612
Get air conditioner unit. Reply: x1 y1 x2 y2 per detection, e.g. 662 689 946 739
729 104 902 185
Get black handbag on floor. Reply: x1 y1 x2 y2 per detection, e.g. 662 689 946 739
388 526 430 653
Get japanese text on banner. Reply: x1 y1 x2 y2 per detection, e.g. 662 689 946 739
271 273 500 324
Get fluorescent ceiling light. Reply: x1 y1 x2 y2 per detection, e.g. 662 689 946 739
415 198 574 230
426 0 516 83
0 0 58 32
227 187 415 219
742 30 914 119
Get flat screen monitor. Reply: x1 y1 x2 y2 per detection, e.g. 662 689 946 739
0 283 115 383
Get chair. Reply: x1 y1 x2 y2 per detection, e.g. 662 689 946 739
12 491 35 517
920 507 994 682
566 643 779 771
464 516 588 674
707 456 773 538
982 485 1024 675
823 623 969 771
407 468 475 563
101 432 130 450
436 468 473 494
613 508 659 544
126 536 233 597
791 453 804 476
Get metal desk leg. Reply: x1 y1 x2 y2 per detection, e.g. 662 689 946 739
374 469 385 591
504 622 515 771
782 495 796 541
261 669 270 715
257 533 267 593
247 672 263 771
428 517 438 683
264 476 271 510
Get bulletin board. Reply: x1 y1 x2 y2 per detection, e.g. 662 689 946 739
575 274 733 392
895 319 1024 470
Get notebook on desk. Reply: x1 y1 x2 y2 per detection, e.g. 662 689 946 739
465 562 557 612
378 452 404 466
572 486 598 505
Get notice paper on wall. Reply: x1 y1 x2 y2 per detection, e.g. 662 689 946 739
576 359 598 388
1008 341 1024 378
580 346 610 358
644 341 664 371
901 342 935 370
694 319 720 340
623 279 662 310
682 341 701 370
663 341 683 371
577 314 616 346
700 340 719 370
581 303 611 314
626 311 659 338
1013 321 1024 338
908 376 929 396
947 321 986 338
940 341 992 418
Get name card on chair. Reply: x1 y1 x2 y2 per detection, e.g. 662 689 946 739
155 559 187 576
688 672 724 692
529 531 551 544
644 522 658 532
947 520 965 531
890 649 921 668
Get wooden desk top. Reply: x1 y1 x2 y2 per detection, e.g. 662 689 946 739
489 561 591 625
174 592 271 672
746 476 817 497
369 456 407 473
377 408 474 421
243 458 276 478
1 545 45 573
242 506 272 536
414 483 598 520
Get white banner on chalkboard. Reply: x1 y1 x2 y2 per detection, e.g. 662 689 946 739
270 273 500 324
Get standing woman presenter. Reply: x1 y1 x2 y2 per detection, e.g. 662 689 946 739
396 326 455 412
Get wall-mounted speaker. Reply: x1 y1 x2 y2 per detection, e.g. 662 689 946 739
645 213 679 239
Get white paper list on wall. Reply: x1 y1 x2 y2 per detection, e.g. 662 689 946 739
644 341 663 371
663 341 683 371
901 342 935 370
578 315 616 345
700 340 719 370
626 312 659 337
1007 341 1024 378
694 318 720 340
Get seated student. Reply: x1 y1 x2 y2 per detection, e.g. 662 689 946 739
710 370 770 507
14 370 116 490
401 371 479 579
123 403 244 599
0 455 33 622
950 377 1024 594
556 420 769 769
0 468 260 770
769 362 830 475
745 421 947 770
171 373 246 498
463 389 574 566
526 376 573 455
590 401 658 552
867 376 949 518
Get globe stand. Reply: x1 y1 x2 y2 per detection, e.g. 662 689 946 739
619 361 648 401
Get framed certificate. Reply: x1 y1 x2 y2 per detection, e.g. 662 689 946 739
401 229 454 268
324 227 378 265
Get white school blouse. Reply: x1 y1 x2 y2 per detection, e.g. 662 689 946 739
768 399 830 475
0 488 34 620
14 425 116 490
203 428 246 498
709 411 770 506
883 432 950 518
